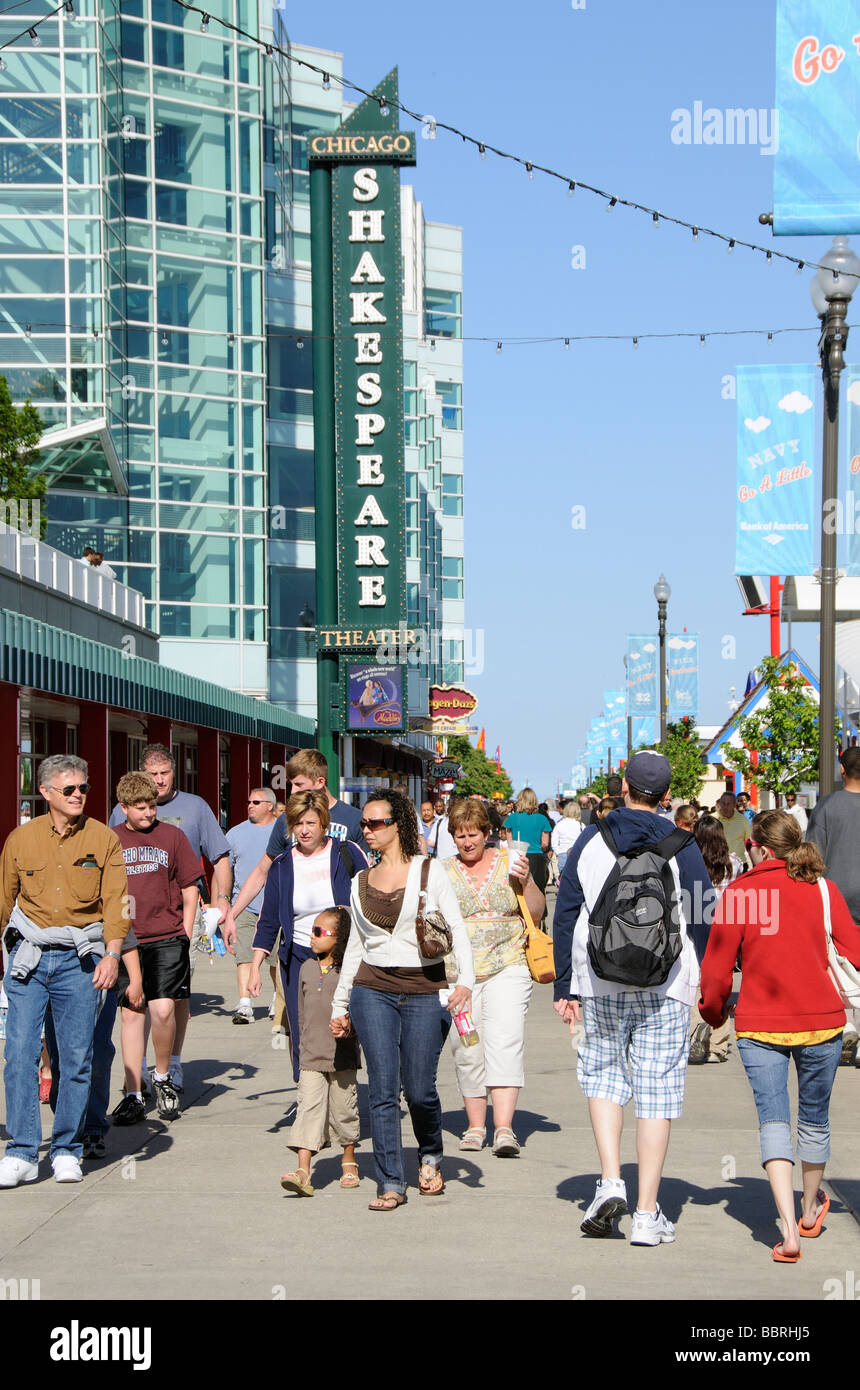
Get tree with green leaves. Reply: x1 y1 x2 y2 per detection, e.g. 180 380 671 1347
446 735 513 801
722 656 825 800
0 375 46 537
660 716 706 802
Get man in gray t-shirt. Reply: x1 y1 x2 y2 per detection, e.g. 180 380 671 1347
226 788 278 1023
807 745 860 1060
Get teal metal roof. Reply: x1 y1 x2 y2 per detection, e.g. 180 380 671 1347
1 612 317 746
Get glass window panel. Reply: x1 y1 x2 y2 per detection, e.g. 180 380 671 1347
442 579 463 600
154 184 235 232
125 328 152 358
121 19 147 61
442 406 462 429
0 337 69 365
0 19 60 46
158 365 235 397
237 44 258 85
156 257 234 331
268 445 313 509
67 219 100 254
240 199 261 237
0 142 64 183
160 501 238 533
268 509 314 543
127 429 155 461
0 97 61 139
243 537 263 604
159 466 236 505
66 143 99 185
240 237 261 265
1 55 62 95
443 474 463 493
239 118 260 195
243 473 263 508
242 402 262 470
124 253 152 287
126 391 153 425
242 343 263 376
0 260 65 294
238 87 260 115
124 222 152 249
407 531 419 558
118 565 154 598
159 604 237 639
424 312 460 339
159 533 238 604
155 224 236 262
128 465 154 497
443 557 463 577
124 178 148 219
0 219 64 254
244 608 263 641
153 103 233 190
442 497 463 516
405 420 418 446
268 627 318 660
122 135 148 178
269 566 316 627
0 190 62 218
243 507 264 534
125 288 151 322
403 360 418 388
65 100 98 139
64 53 99 95
158 398 236 468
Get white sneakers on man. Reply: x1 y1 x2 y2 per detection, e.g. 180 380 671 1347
580 1177 628 1236
51 1155 83 1183
0 1156 38 1187
630 1204 676 1245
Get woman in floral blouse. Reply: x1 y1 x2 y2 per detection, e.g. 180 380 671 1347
443 798 546 1157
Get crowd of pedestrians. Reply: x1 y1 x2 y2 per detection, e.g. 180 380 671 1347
0 741 857 1262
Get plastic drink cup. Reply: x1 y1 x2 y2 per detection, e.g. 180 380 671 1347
506 840 529 880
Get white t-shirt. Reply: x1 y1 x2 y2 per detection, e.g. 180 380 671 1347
423 815 457 860
551 819 583 855
290 842 334 948
787 803 808 833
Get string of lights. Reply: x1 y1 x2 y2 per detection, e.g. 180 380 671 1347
0 2 71 68
0 320 843 350
165 0 839 283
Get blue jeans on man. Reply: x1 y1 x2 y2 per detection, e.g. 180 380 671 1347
349 986 451 1194
3 946 99 1164
45 987 118 1136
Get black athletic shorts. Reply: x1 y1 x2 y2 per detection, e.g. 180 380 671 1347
116 934 191 1008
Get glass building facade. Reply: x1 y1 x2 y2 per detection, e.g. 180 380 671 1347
0 2 465 728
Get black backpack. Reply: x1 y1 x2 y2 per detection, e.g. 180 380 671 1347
338 841 362 879
587 821 692 987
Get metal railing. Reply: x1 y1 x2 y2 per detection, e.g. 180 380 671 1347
0 527 148 630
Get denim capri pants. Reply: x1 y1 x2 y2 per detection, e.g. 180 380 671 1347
736 1033 843 1166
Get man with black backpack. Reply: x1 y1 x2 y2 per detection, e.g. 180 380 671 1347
553 750 711 1246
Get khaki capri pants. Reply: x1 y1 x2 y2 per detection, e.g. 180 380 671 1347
449 962 533 1095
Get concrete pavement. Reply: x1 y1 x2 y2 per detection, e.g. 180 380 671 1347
0 949 858 1302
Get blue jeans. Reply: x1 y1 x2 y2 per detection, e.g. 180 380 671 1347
737 1033 843 1166
4 946 100 1163
45 988 118 1136
350 986 450 1194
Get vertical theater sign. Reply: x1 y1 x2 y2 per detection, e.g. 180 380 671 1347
308 73 416 784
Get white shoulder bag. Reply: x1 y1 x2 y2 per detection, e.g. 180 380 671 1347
818 877 860 1010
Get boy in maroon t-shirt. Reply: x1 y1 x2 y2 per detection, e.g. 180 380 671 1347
112 773 201 1122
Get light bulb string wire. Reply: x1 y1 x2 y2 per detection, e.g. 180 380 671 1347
0 3 70 53
162 0 846 283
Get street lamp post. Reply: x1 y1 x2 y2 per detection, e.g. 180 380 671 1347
654 573 670 746
811 236 860 797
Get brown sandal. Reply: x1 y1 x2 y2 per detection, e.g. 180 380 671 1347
418 1162 444 1196
368 1190 405 1211
340 1162 360 1189
280 1168 314 1196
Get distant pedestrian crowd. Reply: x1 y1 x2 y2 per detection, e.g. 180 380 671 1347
1 742 858 1262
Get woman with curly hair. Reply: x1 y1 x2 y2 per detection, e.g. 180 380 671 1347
330 791 475 1210
700 810 860 1262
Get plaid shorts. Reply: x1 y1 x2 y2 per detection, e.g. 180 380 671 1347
577 994 691 1119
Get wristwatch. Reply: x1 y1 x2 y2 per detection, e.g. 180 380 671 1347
105 951 121 962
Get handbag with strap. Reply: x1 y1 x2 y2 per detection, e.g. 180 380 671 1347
514 884 555 984
415 857 453 959
818 877 860 1010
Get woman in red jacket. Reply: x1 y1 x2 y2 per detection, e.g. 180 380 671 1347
699 809 860 1263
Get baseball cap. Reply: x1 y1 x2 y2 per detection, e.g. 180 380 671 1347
624 749 671 796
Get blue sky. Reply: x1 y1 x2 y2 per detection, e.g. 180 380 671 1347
283 0 842 795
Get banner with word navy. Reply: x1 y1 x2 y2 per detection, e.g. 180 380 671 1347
735 365 816 576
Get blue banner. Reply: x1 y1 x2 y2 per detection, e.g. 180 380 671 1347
735 365 816 576
603 689 626 721
774 1 860 234
626 635 658 716
667 634 699 719
631 716 657 747
842 368 860 575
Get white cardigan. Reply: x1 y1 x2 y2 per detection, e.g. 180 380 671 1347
332 856 476 1016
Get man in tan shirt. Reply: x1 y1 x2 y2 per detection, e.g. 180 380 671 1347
0 754 128 1187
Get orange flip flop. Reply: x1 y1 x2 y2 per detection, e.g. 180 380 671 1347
799 1190 830 1238
772 1243 802 1263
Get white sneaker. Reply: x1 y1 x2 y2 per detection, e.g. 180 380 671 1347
630 1204 676 1245
0 1156 38 1188
580 1178 627 1237
233 1002 254 1024
51 1155 83 1184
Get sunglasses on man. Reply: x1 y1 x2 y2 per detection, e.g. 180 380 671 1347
52 783 90 797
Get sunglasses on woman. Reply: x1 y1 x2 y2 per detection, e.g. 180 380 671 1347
359 817 395 830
